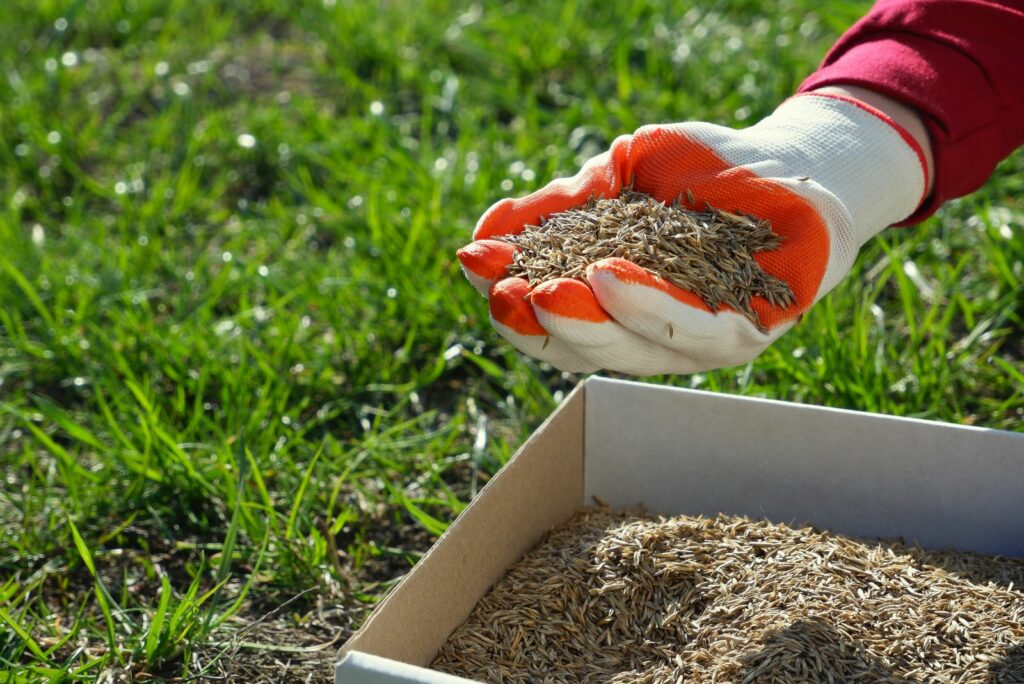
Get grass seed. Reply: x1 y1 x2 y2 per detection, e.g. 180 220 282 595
498 191 797 332
432 507 1024 683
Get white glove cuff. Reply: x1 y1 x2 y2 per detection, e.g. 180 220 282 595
752 94 929 247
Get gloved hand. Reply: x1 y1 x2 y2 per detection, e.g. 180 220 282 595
458 93 928 375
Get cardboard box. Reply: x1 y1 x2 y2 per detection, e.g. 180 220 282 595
336 376 1024 683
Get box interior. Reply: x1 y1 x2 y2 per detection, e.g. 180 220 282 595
584 377 1024 557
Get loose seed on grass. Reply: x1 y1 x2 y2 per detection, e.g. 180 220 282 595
432 507 1024 684
498 190 797 333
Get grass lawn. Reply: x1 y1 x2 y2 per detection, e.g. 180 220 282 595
1 0 1021 681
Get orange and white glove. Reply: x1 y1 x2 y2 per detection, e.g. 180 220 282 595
458 93 929 375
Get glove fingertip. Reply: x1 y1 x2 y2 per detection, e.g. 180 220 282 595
587 258 712 313
473 198 524 241
489 277 547 336
458 239 517 276
531 278 610 323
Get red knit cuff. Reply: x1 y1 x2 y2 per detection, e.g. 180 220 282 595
798 36 1005 226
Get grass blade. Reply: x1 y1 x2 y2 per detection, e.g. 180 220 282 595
285 442 323 541
67 516 124 663
0 603 49 663
144 575 173 662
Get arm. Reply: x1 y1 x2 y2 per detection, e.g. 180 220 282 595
799 0 1024 223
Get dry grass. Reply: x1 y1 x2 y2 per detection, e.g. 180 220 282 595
499 191 796 332
433 507 1024 683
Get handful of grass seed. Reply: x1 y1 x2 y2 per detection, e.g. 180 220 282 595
499 191 796 332
432 507 1024 683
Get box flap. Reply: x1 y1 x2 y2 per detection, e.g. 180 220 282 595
340 381 586 666
584 377 1024 556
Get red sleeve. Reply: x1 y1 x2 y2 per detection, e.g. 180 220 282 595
797 0 1024 224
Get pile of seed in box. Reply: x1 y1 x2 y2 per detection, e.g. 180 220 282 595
498 190 796 332
432 507 1024 683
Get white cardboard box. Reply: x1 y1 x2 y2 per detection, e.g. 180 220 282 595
336 376 1024 683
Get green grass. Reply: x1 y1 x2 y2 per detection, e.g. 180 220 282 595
1 0 1021 680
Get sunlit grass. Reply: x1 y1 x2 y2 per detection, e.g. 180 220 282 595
0 0 1021 680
